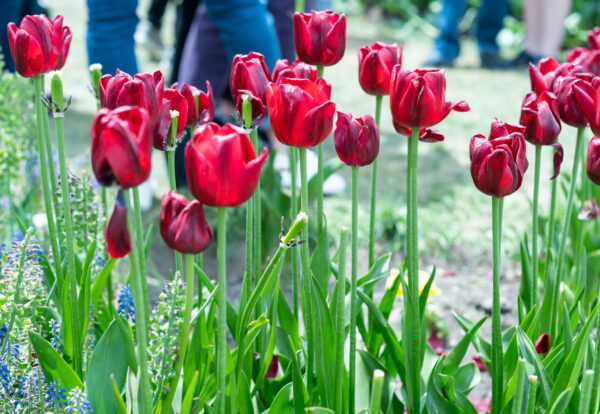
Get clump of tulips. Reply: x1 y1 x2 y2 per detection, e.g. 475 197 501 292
6 7 600 414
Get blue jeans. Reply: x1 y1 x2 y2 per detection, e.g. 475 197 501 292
86 0 139 75
434 0 508 60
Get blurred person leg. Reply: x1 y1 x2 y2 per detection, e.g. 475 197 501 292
424 0 466 67
526 0 571 59
170 0 201 84
136 0 167 55
476 0 509 68
268 0 296 61
86 0 139 75
0 0 25 72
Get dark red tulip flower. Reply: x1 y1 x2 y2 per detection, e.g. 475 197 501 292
272 58 317 83
358 41 402 96
574 77 600 136
160 191 213 254
294 10 346 67
106 191 130 259
554 72 595 128
161 88 188 147
185 122 268 207
266 77 335 148
535 333 550 354
7 14 72 77
390 66 469 133
519 91 561 146
265 356 279 378
235 89 267 127
551 143 564 180
171 81 214 127
471 356 487 372
586 136 600 185
334 111 379 167
91 106 152 189
589 27 600 50
230 52 271 115
470 119 528 198
528 58 580 96
578 197 599 221
567 47 600 76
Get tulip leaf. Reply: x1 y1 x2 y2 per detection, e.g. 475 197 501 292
518 236 532 311
453 313 492 365
90 258 116 311
548 389 572 414
442 316 487 376
516 328 552 404
110 374 128 414
310 217 331 295
79 239 96 346
29 332 83 391
268 383 294 414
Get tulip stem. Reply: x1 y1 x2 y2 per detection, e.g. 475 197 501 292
526 376 538 414
122 188 152 414
349 166 359 413
299 147 315 398
531 145 541 308
167 116 183 276
242 97 254 303
369 95 382 269
289 146 299 320
404 128 421 414
216 207 227 414
552 127 584 339
547 170 557 253
491 196 504 414
40 75 60 219
334 227 348 414
33 76 63 294
51 74 82 377
132 187 150 333
316 65 324 235
251 128 262 295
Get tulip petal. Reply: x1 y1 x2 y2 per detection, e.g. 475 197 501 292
106 192 130 258
551 142 564 180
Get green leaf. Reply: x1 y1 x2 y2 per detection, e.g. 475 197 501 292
419 266 436 319
519 236 532 311
357 253 392 296
548 388 572 414
267 383 294 414
306 408 336 413
29 332 83 391
79 240 96 346
453 313 492 366
288 337 307 414
181 371 199 414
277 293 301 350
110 374 128 414
90 258 116 311
311 217 331 295
442 316 487 376
516 328 552 404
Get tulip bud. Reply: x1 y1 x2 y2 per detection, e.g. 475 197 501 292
230 52 271 121
519 91 561 146
106 191 130 258
358 41 402 96
272 59 317 83
294 10 346 67
554 73 595 128
170 81 214 127
334 111 379 167
535 333 550 354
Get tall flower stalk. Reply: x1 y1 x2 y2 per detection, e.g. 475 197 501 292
216 207 227 414
369 95 382 267
166 111 183 275
491 196 504 413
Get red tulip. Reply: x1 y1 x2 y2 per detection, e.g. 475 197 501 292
519 91 561 146
334 111 379 167
586 136 600 185
230 52 271 122
171 81 214 127
554 72 595 128
272 58 317 83
294 10 346 67
390 66 469 132
161 88 188 147
266 77 335 148
589 27 600 50
106 191 130 259
358 41 402 96
185 123 268 207
235 89 267 127
574 77 600 136
567 47 600 76
535 333 550 354
470 119 528 198
528 58 581 96
160 191 213 254
6 14 72 77
91 106 152 189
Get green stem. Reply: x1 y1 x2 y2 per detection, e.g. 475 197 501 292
578 370 594 414
334 227 348 414
132 187 150 331
370 369 385 414
123 188 152 413
369 95 382 269
242 96 254 302
552 127 584 338
590 313 600 413
316 65 324 235
405 128 421 414
349 166 359 414
531 145 541 308
526 376 538 414
33 76 63 291
289 146 299 320
51 73 81 376
513 359 526 414
40 75 59 213
547 174 557 253
216 207 227 414
166 114 183 276
251 129 262 290
491 196 504 414
299 147 315 397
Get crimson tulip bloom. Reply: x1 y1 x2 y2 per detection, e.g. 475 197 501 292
574 77 600 136
266 77 335 148
294 10 346 67
390 66 469 133
519 91 561 146
171 81 214 127
6 14 72 77
185 123 268 207
334 111 379 167
358 41 402 96
586 136 600 186
554 72 595 128
272 59 317 83
235 90 267 126
106 191 130 259
567 47 600 76
589 27 600 50
470 119 528 198
160 191 213 254
91 106 152 189
161 88 188 145
230 52 271 119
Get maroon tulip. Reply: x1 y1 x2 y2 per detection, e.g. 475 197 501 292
161 88 188 147
106 191 130 259
567 47 600 76
528 58 579 96
235 89 267 127
160 191 213 254
272 58 317 83
266 77 336 148
390 66 469 132
586 136 600 185
265 356 279 378
578 197 599 221
535 333 550 354
358 41 402 96
334 111 379 167
470 119 528 198
589 27 600 50
230 52 271 121
554 72 595 128
294 10 346 67
6 14 72 77
519 91 561 146
574 77 600 136
551 143 564 180
171 81 214 127
91 106 152 189
185 123 268 207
